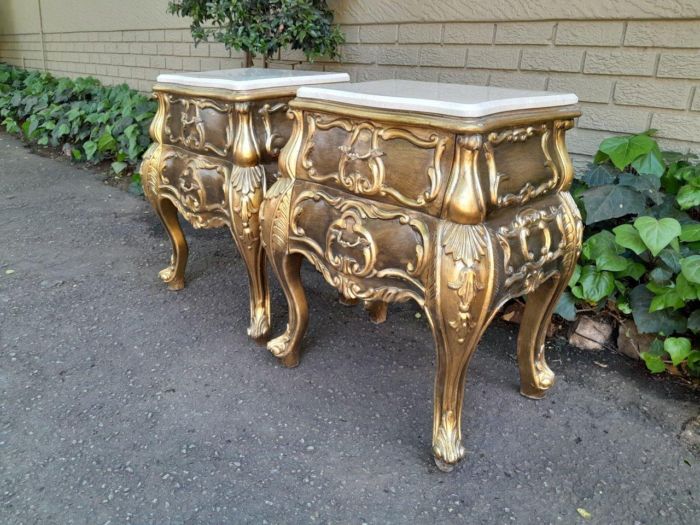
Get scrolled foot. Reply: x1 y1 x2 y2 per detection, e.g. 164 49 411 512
158 260 184 291
432 410 466 471
520 364 556 399
364 300 388 324
520 345 556 399
247 309 271 342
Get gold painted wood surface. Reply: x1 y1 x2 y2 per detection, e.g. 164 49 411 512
141 85 296 340
261 99 582 471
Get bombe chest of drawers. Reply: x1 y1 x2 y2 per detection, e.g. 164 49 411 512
140 68 348 340
260 80 582 470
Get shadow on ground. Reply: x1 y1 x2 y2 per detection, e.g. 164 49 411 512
1 133 699 524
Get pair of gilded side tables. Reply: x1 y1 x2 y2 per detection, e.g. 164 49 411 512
141 69 582 471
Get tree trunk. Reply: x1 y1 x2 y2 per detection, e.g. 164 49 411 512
244 51 253 68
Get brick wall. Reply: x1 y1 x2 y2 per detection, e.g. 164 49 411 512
1 17 699 162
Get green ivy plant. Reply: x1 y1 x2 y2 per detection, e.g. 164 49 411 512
556 131 700 377
167 0 345 67
0 63 155 176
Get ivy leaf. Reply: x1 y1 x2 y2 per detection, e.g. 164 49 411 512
630 148 665 177
618 172 664 204
677 184 700 210
597 253 630 272
598 134 656 170
582 231 621 260
640 351 667 373
569 264 581 287
579 163 618 187
613 224 647 255
680 223 700 243
581 185 646 225
634 217 681 256
680 255 700 284
554 291 577 321
664 337 692 366
111 161 128 175
616 262 646 280
688 310 700 334
84 140 97 160
649 288 685 312
630 285 687 335
579 266 615 303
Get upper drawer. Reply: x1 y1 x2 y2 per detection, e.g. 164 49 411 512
156 94 293 163
294 110 455 216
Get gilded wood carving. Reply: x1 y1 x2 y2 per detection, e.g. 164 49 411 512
260 98 582 472
142 86 297 339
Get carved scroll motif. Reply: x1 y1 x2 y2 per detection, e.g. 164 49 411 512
164 95 234 157
289 189 430 300
486 124 564 209
258 102 288 156
441 222 489 343
300 113 448 208
496 205 568 294
155 148 228 229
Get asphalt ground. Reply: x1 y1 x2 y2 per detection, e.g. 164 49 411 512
1 131 699 524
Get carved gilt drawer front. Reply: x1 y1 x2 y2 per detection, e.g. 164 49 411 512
260 79 582 471
139 68 349 341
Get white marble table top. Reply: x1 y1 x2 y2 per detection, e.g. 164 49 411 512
157 68 349 91
297 79 578 118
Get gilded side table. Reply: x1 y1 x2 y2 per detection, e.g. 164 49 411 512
260 80 582 470
140 68 348 339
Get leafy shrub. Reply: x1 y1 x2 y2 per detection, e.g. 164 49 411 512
168 0 344 66
558 130 700 377
0 62 155 176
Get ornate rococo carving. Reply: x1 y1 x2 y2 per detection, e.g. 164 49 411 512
300 113 448 208
259 102 288 156
164 95 234 157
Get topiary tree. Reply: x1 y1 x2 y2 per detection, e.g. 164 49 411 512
167 0 344 68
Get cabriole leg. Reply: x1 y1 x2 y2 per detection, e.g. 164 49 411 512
229 164 270 341
154 197 189 291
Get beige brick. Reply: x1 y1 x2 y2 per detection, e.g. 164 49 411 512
692 89 700 112
614 80 692 110
584 51 657 76
181 57 200 71
141 43 157 55
118 66 132 78
420 45 466 67
356 66 393 82
443 23 494 44
122 31 140 42
489 72 547 90
339 44 378 64
395 66 439 81
157 43 174 55
135 55 150 68
657 54 700 80
108 32 122 42
548 75 612 103
521 48 583 72
199 58 221 70
122 54 136 66
651 112 700 141
165 56 182 70
190 43 210 57
341 25 360 44
172 43 190 56
360 24 397 44
495 22 554 45
164 29 183 43
110 54 123 65
556 21 624 46
209 43 231 58
466 46 519 70
219 58 244 69
438 69 489 85
625 21 700 48
566 128 614 156
129 43 142 55
377 45 419 66
578 104 650 134
149 30 165 42
399 24 442 44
